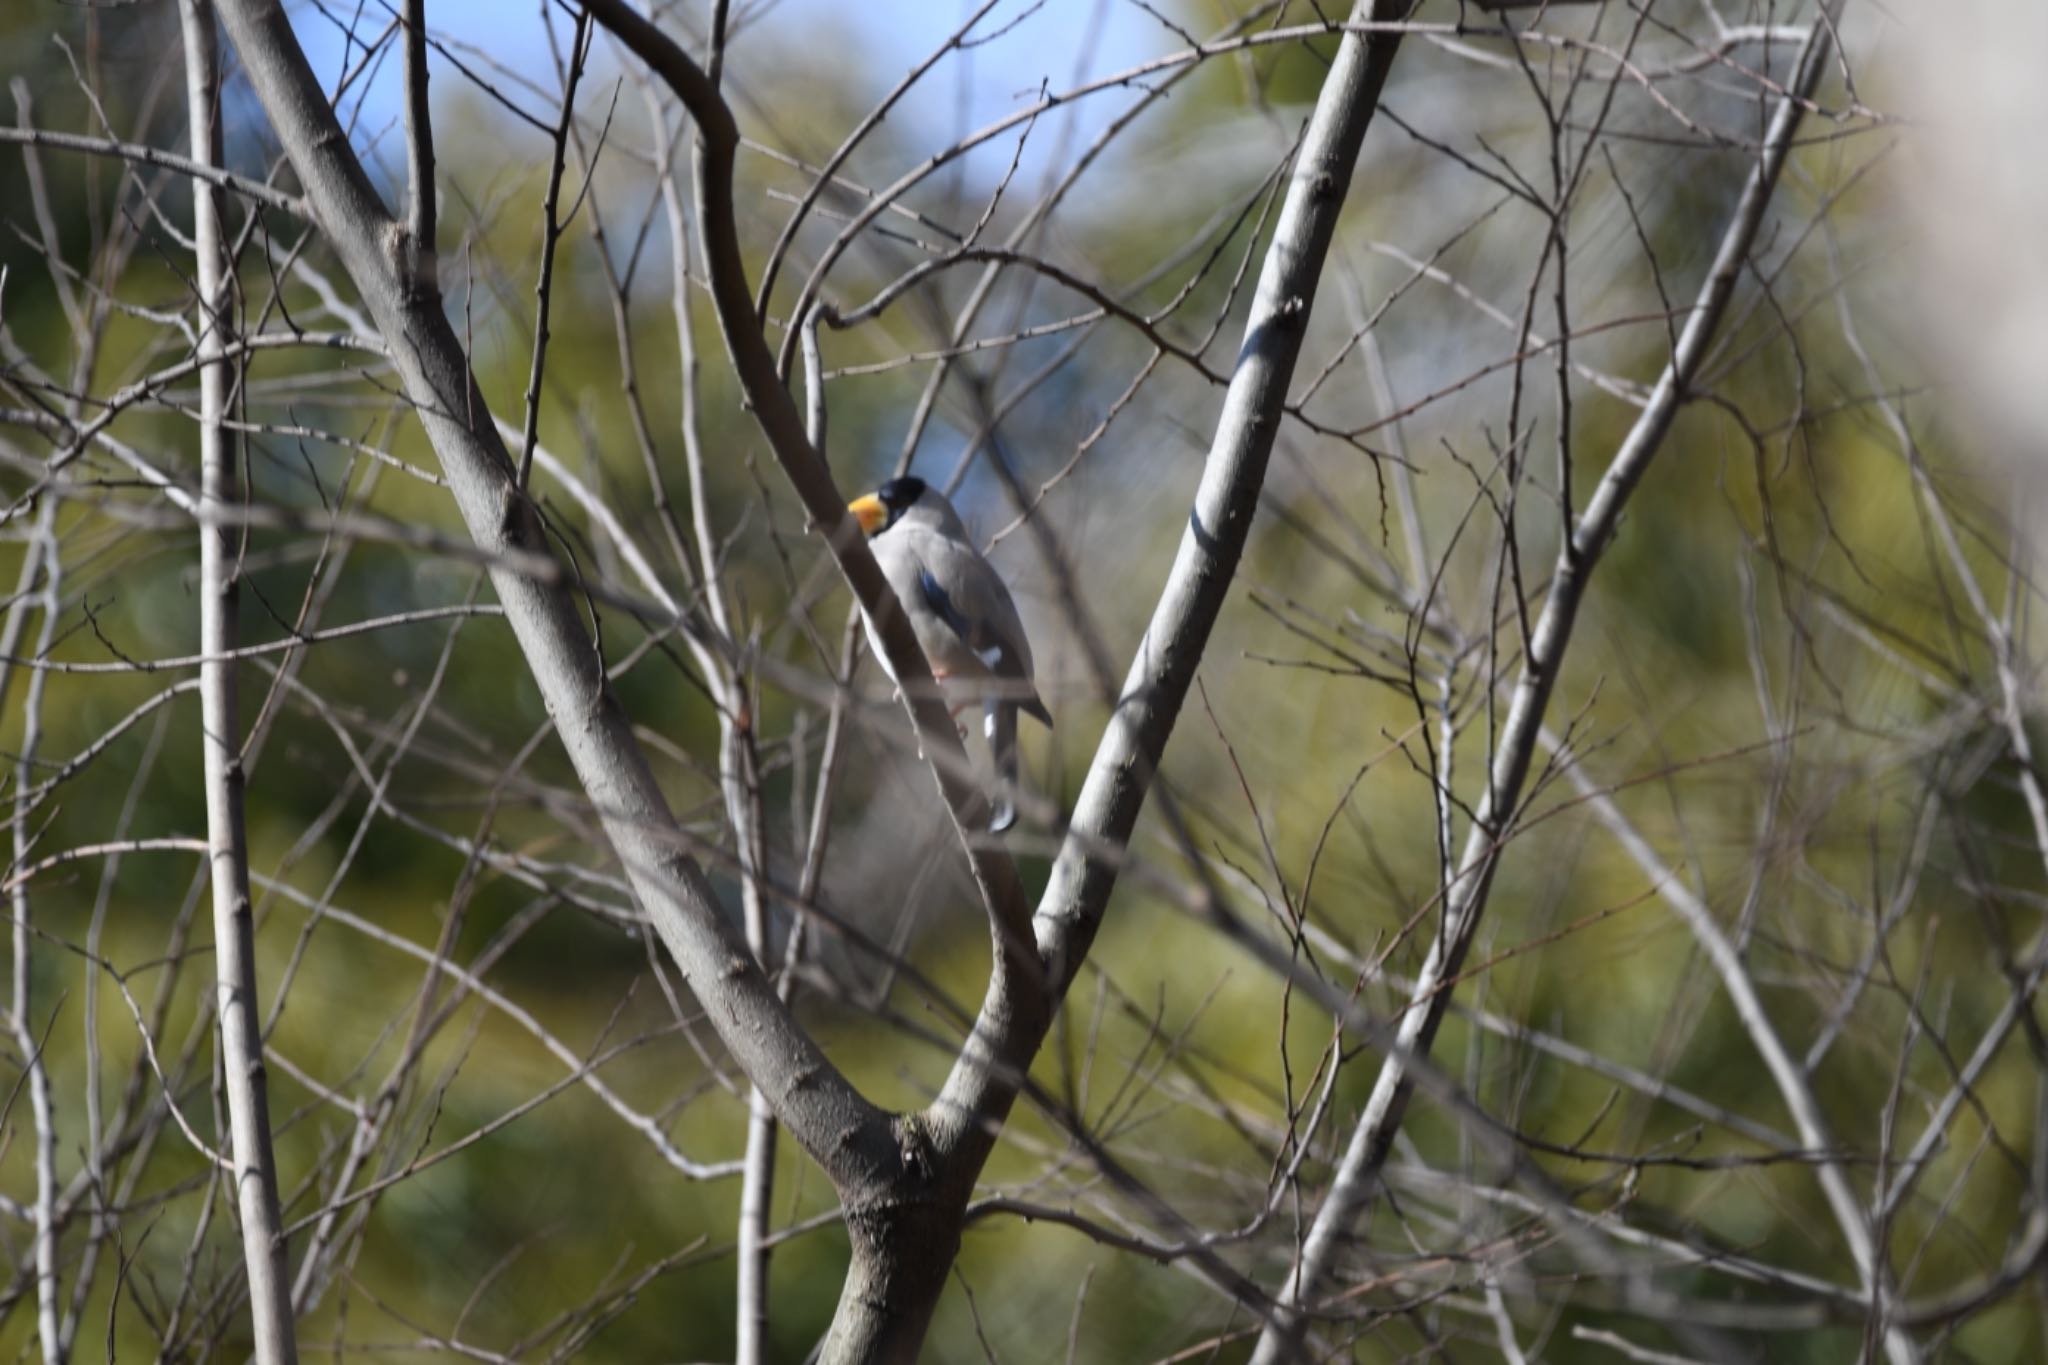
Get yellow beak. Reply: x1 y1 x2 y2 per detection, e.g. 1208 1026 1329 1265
848 494 886 536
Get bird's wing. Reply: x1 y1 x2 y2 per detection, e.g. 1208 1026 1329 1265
912 536 1051 725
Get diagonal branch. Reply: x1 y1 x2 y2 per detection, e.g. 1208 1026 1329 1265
580 0 1037 1014
912 0 1416 1347
1550 727 1920 1364
0 123 307 219
1019 0 1414 1082
1241 11 1913 1364
590 0 1419 1355
209 0 896 1192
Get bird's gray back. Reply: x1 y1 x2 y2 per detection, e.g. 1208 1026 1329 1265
900 524 1034 680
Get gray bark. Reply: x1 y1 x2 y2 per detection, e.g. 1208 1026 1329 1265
593 0 1421 1355
209 0 899 1195
181 4 300 1361
5 508 62 1365
1240 11 1918 1364
218 0 1422 1354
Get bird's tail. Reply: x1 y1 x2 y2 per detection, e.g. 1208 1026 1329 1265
985 701 1019 833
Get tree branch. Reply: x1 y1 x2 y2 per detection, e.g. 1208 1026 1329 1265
208 0 896 1192
1242 12 1896 1363
581 0 1420 1351
578 0 1037 989
180 5 299 1361
843 0 1416 1353
4 510 63 1365
400 0 434 251
0 123 307 219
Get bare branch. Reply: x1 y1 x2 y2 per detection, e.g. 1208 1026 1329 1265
401 0 434 252
179 5 299 1359
0 123 307 219
1243 13 1892 1364
580 0 1037 977
208 0 893 1188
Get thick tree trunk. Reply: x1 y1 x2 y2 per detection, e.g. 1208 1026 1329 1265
817 1188 965 1365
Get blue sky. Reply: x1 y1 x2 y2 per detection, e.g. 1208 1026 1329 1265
291 0 1187 193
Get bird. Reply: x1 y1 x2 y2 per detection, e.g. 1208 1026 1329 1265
846 476 1050 832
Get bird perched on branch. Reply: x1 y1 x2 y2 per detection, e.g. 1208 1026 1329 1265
847 476 1050 833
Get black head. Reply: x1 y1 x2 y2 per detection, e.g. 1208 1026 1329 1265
849 475 929 537
877 476 928 514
